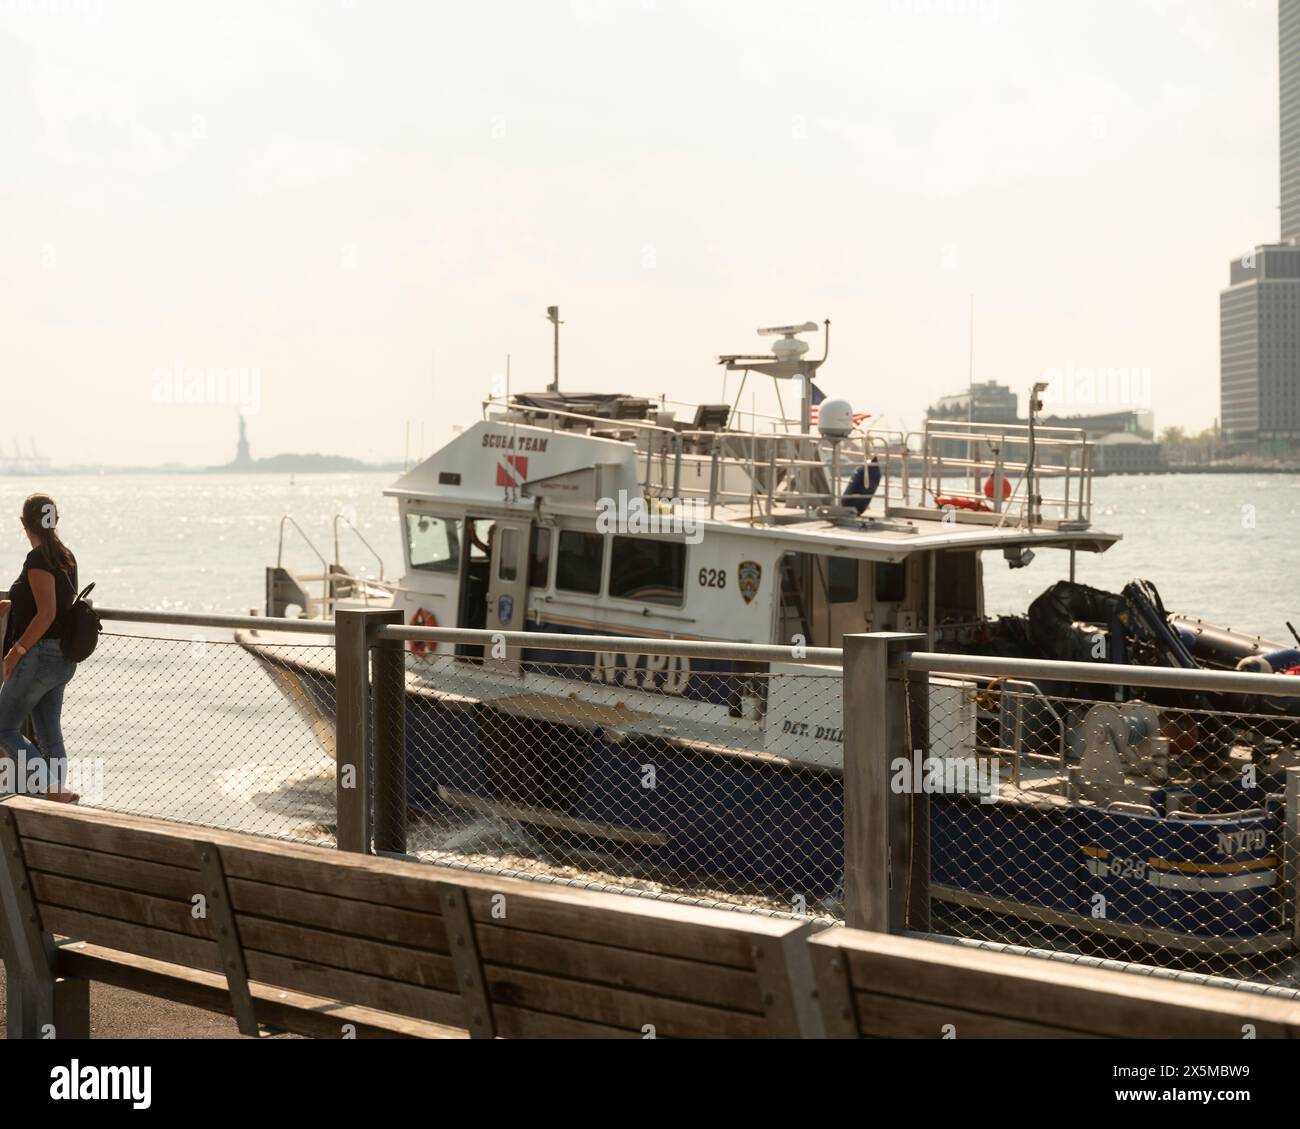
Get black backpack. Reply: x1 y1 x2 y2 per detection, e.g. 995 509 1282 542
61 581 102 663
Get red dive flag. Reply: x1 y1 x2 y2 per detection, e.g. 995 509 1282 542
496 454 528 486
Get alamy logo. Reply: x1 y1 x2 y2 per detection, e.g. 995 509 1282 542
151 360 261 414
595 491 705 544
49 1060 151 1109
890 748 999 804
1040 362 1152 409
0 755 105 802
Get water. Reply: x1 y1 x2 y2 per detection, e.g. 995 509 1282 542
982 475 1300 641
0 472 403 615
1 471 1294 638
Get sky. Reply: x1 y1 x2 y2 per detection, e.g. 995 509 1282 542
0 0 1284 467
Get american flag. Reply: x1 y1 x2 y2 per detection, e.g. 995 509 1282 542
808 382 870 429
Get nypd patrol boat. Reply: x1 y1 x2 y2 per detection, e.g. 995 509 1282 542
239 320 1298 961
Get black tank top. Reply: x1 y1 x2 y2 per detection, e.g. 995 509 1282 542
5 547 78 648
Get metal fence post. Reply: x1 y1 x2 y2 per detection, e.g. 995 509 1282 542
334 609 400 854
372 610 408 855
1287 767 1299 948
842 632 925 933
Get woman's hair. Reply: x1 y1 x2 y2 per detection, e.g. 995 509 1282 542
21 493 75 576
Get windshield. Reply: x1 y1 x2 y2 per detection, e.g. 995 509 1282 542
406 512 461 573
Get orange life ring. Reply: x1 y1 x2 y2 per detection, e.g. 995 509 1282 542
409 607 438 656
935 495 991 513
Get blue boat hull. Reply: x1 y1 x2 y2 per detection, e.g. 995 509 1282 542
259 648 1291 955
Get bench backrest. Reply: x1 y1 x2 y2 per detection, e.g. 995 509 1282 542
0 797 823 1038
809 928 1300 1038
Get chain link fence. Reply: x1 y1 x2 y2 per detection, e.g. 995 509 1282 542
32 628 338 845
5 610 1297 995
384 646 844 919
912 673 1300 990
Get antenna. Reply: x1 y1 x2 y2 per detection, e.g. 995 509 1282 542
967 294 974 426
546 306 562 392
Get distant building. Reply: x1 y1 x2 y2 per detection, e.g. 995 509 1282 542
927 381 1019 425
1091 432 1165 475
1042 409 1154 441
925 384 1151 438
1283 0 1300 242
1221 244 1300 452
1219 5 1300 453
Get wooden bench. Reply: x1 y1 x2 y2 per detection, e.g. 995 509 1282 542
809 928 1300 1038
7 795 1297 1040
0 796 823 1039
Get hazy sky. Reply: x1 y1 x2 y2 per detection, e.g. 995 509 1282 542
0 0 1282 466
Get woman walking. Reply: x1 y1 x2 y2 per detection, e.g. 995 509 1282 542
0 494 80 802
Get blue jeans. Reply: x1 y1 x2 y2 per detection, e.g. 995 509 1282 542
0 638 76 794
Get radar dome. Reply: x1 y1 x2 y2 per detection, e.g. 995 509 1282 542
817 398 855 438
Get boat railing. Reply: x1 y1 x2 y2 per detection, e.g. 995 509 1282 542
486 396 1094 528
487 394 922 521
333 514 387 584
914 419 1093 528
982 678 1068 788
275 513 395 616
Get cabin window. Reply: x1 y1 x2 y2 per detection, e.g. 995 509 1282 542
610 537 686 607
496 527 519 582
827 557 858 604
406 513 460 573
555 530 604 594
875 561 907 603
529 528 552 588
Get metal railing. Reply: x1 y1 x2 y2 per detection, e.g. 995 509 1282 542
846 637 1300 992
915 419 1094 527
2 602 1296 993
485 395 932 522
486 395 1096 530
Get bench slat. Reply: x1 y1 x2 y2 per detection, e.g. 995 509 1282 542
25 839 199 901
490 1002 643 1039
225 887 765 1014
233 915 769 1036
228 878 444 950
475 923 763 1014
242 949 467 1029
811 930 1300 1039
484 964 769 1038
852 990 1096 1039
32 873 209 939
54 941 468 1040
42 905 221 975
238 916 457 993
460 887 785 969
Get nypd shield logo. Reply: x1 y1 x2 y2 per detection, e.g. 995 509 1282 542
738 561 762 604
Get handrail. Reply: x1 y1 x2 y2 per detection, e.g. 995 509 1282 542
479 397 1098 529
333 513 387 580
57 605 1300 696
900 650 1300 699
276 515 331 610
99 607 338 635
276 515 328 571
378 624 843 665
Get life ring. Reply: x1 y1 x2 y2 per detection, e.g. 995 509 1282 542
409 607 438 656
935 495 991 513
983 475 1013 501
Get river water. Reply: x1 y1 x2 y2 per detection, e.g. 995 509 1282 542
1 470 1294 638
